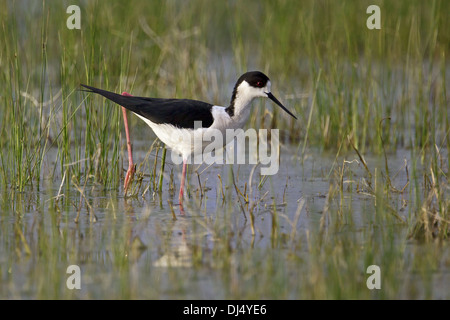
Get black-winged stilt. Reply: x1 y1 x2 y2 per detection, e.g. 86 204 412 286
81 71 297 205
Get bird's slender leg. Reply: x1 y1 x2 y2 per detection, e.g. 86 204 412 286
121 92 135 195
179 158 187 204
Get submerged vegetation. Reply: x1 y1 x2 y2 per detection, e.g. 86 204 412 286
0 0 448 299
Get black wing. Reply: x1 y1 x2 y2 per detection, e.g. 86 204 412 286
81 84 214 129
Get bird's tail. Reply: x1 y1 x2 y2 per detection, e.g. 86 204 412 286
80 84 139 109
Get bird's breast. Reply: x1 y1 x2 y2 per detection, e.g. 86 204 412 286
135 105 251 159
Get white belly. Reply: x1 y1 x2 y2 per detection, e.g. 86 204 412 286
135 105 250 159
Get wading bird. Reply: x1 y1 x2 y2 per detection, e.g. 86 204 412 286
81 71 297 206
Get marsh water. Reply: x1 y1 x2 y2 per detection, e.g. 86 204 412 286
1 131 449 299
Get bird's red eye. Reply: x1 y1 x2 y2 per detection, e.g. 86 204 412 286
256 81 262 87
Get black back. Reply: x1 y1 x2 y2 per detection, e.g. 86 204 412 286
81 84 214 129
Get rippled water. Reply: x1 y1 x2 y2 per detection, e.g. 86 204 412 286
0 137 449 299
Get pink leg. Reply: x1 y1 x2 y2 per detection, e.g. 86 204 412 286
122 92 135 195
179 158 187 204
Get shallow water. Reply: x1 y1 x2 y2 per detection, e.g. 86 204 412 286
1 134 449 300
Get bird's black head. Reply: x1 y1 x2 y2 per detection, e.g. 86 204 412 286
237 71 270 89
228 71 297 120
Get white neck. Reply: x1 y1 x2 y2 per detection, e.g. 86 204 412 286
231 82 255 125
225 80 271 128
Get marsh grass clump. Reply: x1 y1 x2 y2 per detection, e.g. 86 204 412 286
329 133 449 241
409 146 449 241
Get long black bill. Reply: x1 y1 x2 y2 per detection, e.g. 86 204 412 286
266 92 297 120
